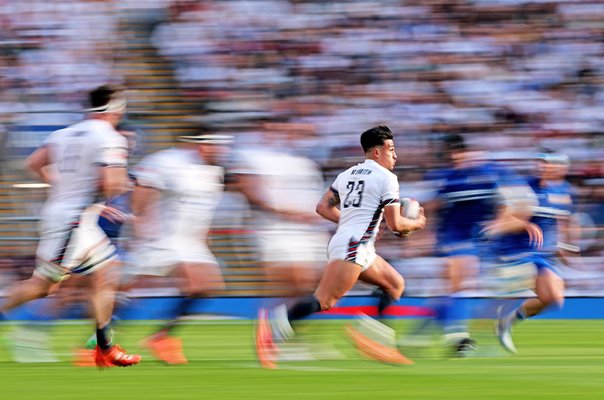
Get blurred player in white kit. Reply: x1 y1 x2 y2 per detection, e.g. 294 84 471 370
132 133 232 364
0 84 141 368
234 123 329 300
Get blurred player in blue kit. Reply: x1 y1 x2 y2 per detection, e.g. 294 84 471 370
424 134 507 356
491 151 576 354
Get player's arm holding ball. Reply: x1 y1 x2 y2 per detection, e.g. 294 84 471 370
382 174 426 236
385 197 426 237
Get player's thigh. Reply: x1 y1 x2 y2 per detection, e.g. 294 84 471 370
314 259 362 309
445 255 479 290
265 261 322 286
535 268 564 304
358 255 404 299
90 259 120 291
176 261 225 295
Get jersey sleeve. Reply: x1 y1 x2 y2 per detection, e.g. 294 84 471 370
382 173 400 206
330 173 342 197
96 132 128 168
42 130 58 147
133 153 167 190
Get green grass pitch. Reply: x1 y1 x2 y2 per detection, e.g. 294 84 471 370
0 320 603 400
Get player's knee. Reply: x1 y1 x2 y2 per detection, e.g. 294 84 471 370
382 275 404 301
315 294 339 311
539 292 564 310
392 275 405 299
30 281 53 299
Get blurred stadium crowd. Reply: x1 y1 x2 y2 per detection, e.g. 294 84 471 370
0 0 603 299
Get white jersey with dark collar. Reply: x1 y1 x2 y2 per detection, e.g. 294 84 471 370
330 159 400 245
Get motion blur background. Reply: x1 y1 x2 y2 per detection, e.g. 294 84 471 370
0 0 603 303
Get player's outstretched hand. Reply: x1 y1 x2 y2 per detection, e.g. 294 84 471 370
525 222 543 250
279 209 322 224
100 205 128 224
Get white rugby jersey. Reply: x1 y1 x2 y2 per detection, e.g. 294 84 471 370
331 159 400 243
134 147 224 245
234 148 325 229
42 119 128 223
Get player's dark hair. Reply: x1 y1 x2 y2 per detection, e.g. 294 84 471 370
88 84 125 109
360 125 393 153
443 134 467 153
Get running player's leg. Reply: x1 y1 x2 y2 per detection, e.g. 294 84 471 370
524 268 565 316
502 267 564 325
351 256 412 364
498 261 563 354
358 255 405 316
1 225 71 318
277 259 362 333
89 259 119 350
257 259 360 365
143 260 224 365
71 207 140 367
158 260 225 335
442 254 478 352
305 260 361 311
0 274 57 316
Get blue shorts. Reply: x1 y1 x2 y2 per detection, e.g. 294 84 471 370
497 252 562 277
531 254 562 277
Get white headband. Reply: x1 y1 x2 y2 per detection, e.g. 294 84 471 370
178 134 234 145
85 97 127 113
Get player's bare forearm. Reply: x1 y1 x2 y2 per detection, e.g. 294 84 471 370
316 188 340 223
384 205 426 234
237 173 281 214
483 206 543 248
101 166 129 198
25 146 52 183
483 205 530 235
317 206 340 223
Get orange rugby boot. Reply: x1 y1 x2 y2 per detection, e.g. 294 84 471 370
255 308 277 369
73 348 96 367
141 335 188 365
346 325 414 365
95 344 142 368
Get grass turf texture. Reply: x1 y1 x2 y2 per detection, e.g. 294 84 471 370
0 320 603 400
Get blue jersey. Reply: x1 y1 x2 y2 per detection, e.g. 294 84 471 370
491 176 574 259
435 162 503 255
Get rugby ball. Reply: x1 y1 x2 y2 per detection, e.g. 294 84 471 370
400 197 420 220
394 198 420 238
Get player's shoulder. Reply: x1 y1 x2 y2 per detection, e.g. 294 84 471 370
78 119 126 148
